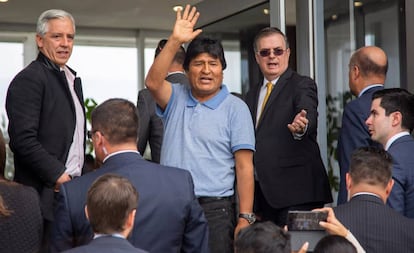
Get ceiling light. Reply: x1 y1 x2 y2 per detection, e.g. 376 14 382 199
173 5 183 12
354 1 363 7
0 0 9 2
331 14 338 20
263 8 269 15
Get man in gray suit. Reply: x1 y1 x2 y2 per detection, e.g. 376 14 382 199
334 146 414 253
137 39 189 163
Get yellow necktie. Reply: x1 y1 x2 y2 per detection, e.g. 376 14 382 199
260 82 273 114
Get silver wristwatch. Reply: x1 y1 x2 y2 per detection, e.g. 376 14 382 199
239 213 256 224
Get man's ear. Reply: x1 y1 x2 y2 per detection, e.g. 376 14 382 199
126 209 136 229
95 131 105 145
84 205 89 221
349 64 360 83
391 111 403 128
35 34 43 48
346 173 352 190
385 179 394 196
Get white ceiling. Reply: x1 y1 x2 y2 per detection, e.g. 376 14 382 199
0 0 204 30
0 0 296 33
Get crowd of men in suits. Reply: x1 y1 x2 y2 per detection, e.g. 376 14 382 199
3 4 414 253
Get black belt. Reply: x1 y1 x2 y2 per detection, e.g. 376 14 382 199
197 196 233 204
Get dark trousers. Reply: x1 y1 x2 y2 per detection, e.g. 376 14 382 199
41 218 51 253
254 181 324 227
198 197 235 253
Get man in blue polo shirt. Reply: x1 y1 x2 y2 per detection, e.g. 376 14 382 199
145 5 255 253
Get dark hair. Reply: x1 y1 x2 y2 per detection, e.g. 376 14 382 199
91 98 139 145
235 221 291 253
349 147 393 188
313 235 357 253
154 39 186 65
350 48 388 78
372 88 414 132
253 27 289 52
183 36 227 71
86 174 138 234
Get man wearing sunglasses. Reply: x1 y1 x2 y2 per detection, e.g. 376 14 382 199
245 27 332 227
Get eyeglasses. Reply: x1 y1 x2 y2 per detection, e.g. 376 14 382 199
258 48 285 57
87 130 98 140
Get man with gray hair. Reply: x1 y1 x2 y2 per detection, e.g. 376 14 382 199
6 9 85 251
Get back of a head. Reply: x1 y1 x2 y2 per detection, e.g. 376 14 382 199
372 88 414 132
91 98 139 145
154 39 186 65
183 36 227 71
349 146 392 188
235 221 291 253
86 173 138 234
313 235 357 253
351 46 388 80
36 9 75 36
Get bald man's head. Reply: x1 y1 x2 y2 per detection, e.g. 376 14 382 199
348 46 388 96
350 46 388 79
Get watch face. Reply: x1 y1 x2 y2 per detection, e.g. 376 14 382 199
240 213 256 224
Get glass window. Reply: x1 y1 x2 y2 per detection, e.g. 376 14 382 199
0 42 24 128
68 45 138 104
0 41 23 179
323 0 402 200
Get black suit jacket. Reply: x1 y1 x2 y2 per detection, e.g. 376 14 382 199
62 236 148 253
334 194 414 253
137 72 188 163
245 68 332 208
337 85 383 204
51 152 209 253
6 52 85 220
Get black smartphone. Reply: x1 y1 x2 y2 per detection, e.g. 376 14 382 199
287 210 328 231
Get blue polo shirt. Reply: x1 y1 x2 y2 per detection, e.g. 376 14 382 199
158 84 255 197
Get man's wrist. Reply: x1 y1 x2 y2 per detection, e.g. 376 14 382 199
238 213 256 224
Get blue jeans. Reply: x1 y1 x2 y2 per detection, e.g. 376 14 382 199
198 197 235 253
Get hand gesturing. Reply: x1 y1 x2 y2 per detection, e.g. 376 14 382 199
172 5 203 44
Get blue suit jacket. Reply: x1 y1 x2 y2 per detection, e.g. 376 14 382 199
334 194 414 253
51 152 209 253
387 134 414 218
337 86 383 204
62 236 148 253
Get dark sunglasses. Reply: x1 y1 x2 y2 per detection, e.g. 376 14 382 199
258 48 285 57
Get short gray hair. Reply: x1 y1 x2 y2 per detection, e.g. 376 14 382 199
36 9 76 36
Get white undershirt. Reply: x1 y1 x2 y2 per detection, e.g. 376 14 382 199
385 132 410 151
62 66 85 177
